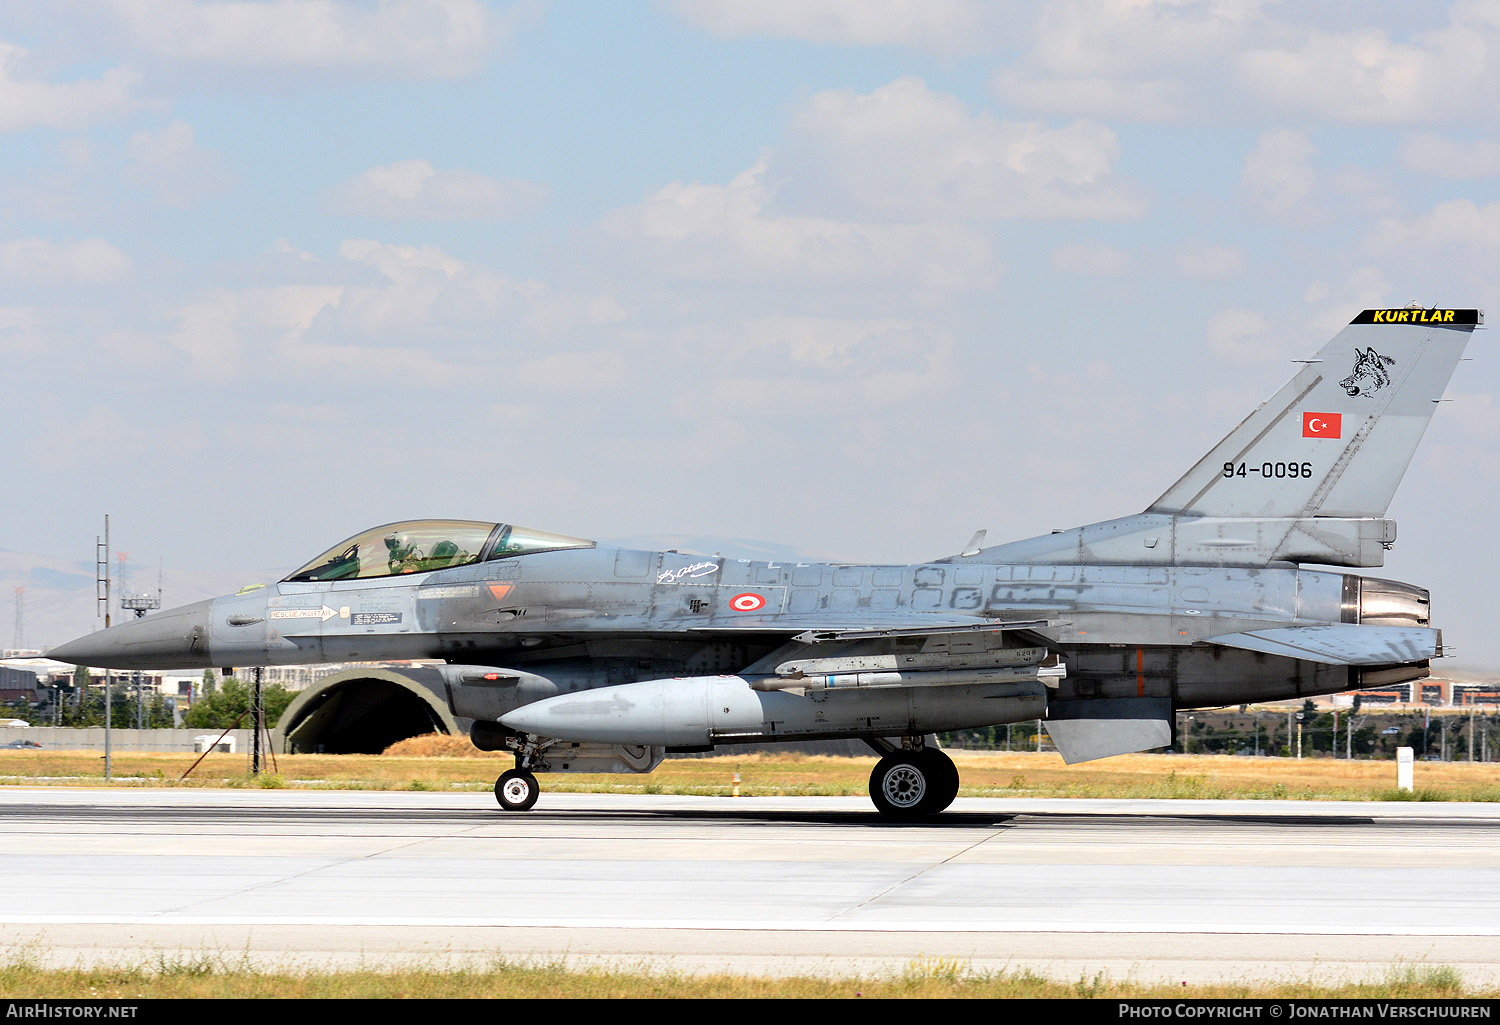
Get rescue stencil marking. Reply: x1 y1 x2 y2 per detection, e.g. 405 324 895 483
730 593 766 612
351 612 402 626
268 605 338 622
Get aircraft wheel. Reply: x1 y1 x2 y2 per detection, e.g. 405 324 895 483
868 753 934 820
918 749 960 814
494 769 540 812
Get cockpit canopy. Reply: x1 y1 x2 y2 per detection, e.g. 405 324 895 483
283 520 595 582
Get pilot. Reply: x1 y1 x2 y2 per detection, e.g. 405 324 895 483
385 532 424 573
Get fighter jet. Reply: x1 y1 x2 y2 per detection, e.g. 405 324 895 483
50 307 1482 818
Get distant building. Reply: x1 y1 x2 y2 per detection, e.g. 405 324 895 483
245 665 348 690
1348 675 1500 708
0 663 45 703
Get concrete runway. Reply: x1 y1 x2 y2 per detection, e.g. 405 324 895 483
4 786 1500 984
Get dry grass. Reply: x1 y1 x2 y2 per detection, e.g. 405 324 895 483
384 733 491 757
0 954 1482 999
2 743 1497 800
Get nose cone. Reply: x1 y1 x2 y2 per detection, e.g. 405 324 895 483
49 599 215 670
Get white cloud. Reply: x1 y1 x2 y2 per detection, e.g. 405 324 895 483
670 0 1011 55
0 306 43 355
25 405 209 474
1372 199 1500 251
0 238 131 285
0 41 137 132
512 350 630 393
160 239 625 381
1363 202 1500 303
1443 391 1500 436
994 73 1187 122
992 2 1500 125
1051 240 1131 275
1240 29 1438 124
1027 0 1268 78
1205 308 1269 364
783 77 1148 220
272 239 316 263
1299 268 1393 336
1237 3 1500 124
338 237 466 280
599 156 1001 296
165 284 341 379
335 238 622 336
101 0 495 78
330 159 548 220
992 0 1270 121
125 121 239 206
740 315 939 373
1341 267 1393 310
1399 133 1500 177
1326 166 1397 217
1241 130 1316 218
1177 241 1245 278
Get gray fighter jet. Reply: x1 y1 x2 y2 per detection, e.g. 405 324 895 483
50 307 1482 817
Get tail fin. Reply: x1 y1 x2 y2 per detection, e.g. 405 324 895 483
1151 308 1482 519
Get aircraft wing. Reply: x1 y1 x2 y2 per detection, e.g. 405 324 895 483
1204 624 1439 665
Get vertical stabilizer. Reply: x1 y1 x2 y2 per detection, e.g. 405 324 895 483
1150 309 1481 519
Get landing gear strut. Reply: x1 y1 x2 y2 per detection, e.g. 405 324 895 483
867 745 960 819
492 733 552 812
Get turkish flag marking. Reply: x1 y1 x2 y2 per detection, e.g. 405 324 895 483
1302 412 1342 439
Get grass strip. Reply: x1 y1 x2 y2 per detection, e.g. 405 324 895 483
2 746 1498 801
0 954 1486 1000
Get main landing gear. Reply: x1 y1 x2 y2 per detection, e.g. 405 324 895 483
867 744 960 819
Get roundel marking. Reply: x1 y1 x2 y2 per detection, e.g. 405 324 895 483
730 592 766 612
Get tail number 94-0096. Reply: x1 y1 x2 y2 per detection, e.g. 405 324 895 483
1223 461 1313 479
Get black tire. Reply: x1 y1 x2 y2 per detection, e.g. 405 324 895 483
494 769 540 811
918 748 960 814
868 753 933 819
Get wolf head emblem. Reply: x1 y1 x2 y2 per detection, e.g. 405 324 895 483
1340 347 1396 397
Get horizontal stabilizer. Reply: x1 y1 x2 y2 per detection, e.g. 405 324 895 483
1043 697 1173 764
1205 624 1438 665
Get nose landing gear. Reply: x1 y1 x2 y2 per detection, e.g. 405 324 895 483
494 768 539 811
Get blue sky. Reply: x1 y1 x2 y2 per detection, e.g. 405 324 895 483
4 0 1499 666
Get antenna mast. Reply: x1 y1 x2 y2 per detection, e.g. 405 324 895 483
96 515 110 628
